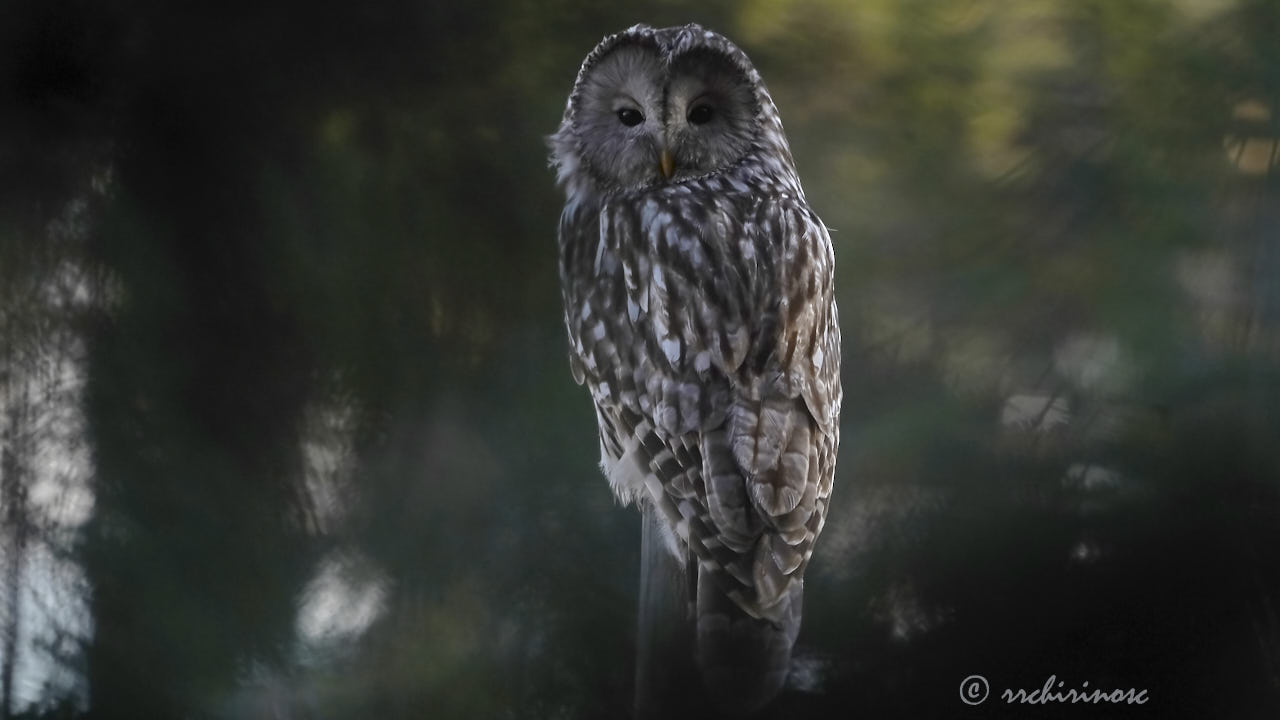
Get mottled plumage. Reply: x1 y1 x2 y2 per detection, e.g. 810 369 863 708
549 24 841 714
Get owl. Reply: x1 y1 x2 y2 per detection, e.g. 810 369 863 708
549 24 841 715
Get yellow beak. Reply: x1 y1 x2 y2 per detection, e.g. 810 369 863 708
659 149 674 180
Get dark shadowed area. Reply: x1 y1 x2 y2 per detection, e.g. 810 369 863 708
0 0 1278 718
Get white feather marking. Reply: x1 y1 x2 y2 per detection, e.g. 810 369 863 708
661 337 681 367
652 264 667 291
694 350 711 374
641 199 659 228
657 511 684 559
675 519 690 542
606 443 648 505
652 309 669 343
594 214 608 274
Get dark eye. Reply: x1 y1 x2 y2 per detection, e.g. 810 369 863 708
617 108 644 127
687 104 714 125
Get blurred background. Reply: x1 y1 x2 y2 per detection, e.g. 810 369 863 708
1 0 1278 717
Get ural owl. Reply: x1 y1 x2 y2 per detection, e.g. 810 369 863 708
549 24 841 714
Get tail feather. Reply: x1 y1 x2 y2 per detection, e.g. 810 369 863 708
635 507 803 718
695 565 802 716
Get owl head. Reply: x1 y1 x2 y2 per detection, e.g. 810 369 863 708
550 24 797 200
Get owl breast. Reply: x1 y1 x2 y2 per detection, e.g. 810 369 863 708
562 178 838 429
559 174 840 618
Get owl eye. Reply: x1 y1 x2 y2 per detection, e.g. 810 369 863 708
617 108 644 127
687 104 714 125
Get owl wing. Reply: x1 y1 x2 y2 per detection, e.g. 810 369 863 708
709 195 840 618
564 190 840 622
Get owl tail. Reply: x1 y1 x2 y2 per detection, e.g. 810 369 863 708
695 565 802 716
634 506 802 717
